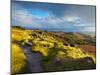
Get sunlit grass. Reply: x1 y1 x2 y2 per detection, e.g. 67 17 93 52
12 28 31 41
12 27 96 73
59 45 96 63
12 43 27 74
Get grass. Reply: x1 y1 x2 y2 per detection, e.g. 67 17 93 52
12 26 96 74
12 43 27 74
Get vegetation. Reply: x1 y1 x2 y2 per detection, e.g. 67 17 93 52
12 26 96 74
12 43 27 74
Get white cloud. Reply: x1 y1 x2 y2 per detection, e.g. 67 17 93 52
12 9 45 28
12 10 33 24
63 15 80 23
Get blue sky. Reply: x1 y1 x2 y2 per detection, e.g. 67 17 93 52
12 1 96 32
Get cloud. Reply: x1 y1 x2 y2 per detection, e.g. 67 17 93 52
12 8 95 32
63 16 80 23
12 10 33 24
12 4 45 28
12 6 64 29
12 1 95 32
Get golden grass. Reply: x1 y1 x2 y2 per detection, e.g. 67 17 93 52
12 43 27 74
60 45 96 63
12 29 31 41
12 28 96 65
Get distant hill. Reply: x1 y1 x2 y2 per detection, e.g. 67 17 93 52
82 32 95 37
12 26 25 30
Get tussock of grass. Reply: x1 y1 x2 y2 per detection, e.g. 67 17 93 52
12 43 27 74
12 29 31 41
57 46 96 63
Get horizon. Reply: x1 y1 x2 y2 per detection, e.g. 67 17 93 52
12 25 95 35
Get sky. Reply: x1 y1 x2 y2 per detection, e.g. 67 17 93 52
12 0 96 32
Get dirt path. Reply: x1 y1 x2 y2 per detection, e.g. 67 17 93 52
21 45 43 73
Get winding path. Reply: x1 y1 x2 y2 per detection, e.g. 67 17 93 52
21 44 43 73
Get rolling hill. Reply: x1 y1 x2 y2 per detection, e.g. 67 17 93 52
12 26 96 74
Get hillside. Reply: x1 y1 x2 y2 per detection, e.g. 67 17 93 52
12 26 96 74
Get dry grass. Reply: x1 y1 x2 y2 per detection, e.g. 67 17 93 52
12 43 27 74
